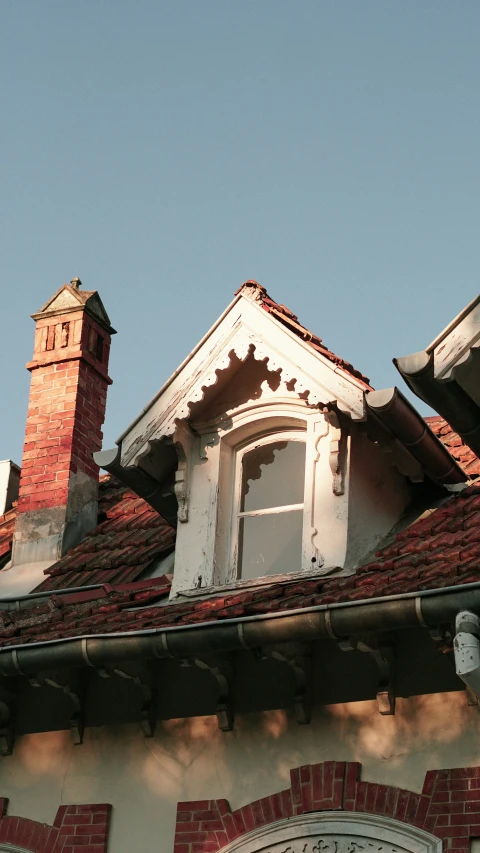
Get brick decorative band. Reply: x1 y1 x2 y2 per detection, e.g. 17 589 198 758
0 798 111 853
175 762 480 853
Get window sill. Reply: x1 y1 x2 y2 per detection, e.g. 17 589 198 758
171 565 353 601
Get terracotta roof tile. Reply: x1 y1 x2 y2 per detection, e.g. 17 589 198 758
0 473 176 592
0 476 175 592
0 509 15 562
2 482 480 648
426 416 480 477
237 281 372 388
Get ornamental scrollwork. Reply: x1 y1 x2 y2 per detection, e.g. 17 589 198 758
270 836 403 853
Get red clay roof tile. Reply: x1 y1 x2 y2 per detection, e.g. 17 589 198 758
237 281 372 388
2 482 480 648
426 416 480 477
9 476 176 592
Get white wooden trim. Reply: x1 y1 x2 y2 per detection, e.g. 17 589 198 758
121 295 366 467
229 431 307 580
238 504 304 518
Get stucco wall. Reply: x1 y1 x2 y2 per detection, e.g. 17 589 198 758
0 690 478 853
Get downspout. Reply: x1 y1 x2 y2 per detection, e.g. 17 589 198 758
453 610 480 697
1 583 480 677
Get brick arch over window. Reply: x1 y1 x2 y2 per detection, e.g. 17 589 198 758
174 762 480 853
0 798 111 853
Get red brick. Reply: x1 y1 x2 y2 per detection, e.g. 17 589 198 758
192 812 220 822
62 816 92 827
201 822 224 833
394 790 410 821
450 813 480 825
175 823 201 834
365 784 377 813
345 763 361 802
240 805 255 832
290 768 302 807
231 811 246 836
176 833 208 843
323 762 335 804
221 815 238 841
355 782 368 812
312 763 324 806
385 787 398 815
250 800 264 827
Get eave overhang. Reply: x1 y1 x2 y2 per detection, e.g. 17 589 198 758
366 387 466 484
0 580 478 677
394 294 480 459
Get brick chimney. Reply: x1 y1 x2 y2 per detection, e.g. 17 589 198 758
13 278 115 566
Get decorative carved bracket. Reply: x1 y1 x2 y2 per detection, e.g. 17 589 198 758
259 642 312 724
97 666 156 737
325 411 346 496
339 638 396 715
29 672 84 744
180 656 234 732
0 686 15 755
173 422 194 523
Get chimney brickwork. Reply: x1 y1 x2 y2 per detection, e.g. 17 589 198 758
13 279 115 566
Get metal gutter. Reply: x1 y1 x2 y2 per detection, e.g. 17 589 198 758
394 351 480 457
93 446 178 525
1 581 479 677
365 386 466 484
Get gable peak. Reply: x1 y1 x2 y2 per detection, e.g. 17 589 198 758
235 280 371 388
31 278 115 333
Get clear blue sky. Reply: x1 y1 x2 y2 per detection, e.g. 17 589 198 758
2 1 480 464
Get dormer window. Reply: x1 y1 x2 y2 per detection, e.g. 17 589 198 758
233 435 306 579
113 281 418 599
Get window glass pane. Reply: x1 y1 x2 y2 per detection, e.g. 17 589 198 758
241 440 306 512
238 510 303 579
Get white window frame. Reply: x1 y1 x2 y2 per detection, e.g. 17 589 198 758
229 430 307 580
171 404 350 596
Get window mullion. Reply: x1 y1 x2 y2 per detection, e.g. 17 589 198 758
238 503 304 519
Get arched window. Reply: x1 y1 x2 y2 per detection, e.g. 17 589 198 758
232 432 307 579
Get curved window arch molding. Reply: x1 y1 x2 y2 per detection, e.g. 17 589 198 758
219 812 441 853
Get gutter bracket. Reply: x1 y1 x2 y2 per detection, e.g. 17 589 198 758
180 655 234 732
259 642 312 724
30 672 84 745
0 687 15 755
98 665 156 737
429 625 453 655
339 638 396 715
